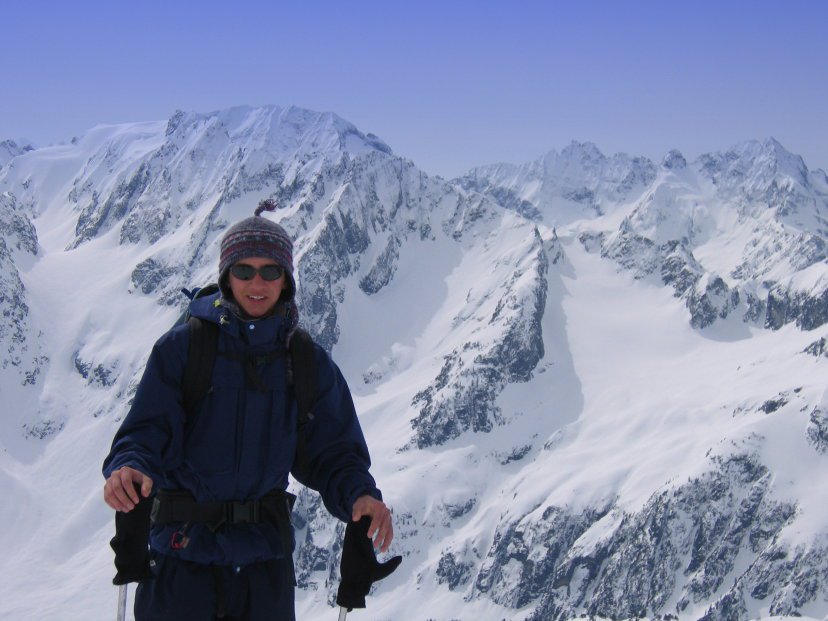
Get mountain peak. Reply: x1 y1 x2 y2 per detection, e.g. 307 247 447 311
661 149 687 170
697 137 810 191
563 140 604 156
731 137 808 178
164 104 392 159
731 137 808 175
0 139 35 168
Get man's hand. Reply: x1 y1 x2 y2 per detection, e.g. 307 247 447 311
104 466 154 512
351 495 394 553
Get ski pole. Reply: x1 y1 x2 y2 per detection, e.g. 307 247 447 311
338 606 348 621
117 584 128 621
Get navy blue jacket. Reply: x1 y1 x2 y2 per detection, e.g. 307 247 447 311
103 292 380 566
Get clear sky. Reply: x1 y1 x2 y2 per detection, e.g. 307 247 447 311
3 0 827 178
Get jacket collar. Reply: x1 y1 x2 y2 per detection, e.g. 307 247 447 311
189 292 289 345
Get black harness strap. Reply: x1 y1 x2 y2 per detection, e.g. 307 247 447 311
151 490 296 530
182 316 219 417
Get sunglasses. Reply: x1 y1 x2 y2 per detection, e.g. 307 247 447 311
229 263 285 281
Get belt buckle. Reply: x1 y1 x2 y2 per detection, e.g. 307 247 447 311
228 500 260 524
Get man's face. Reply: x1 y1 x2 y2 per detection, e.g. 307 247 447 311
228 256 287 318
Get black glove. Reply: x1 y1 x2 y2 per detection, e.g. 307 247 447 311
336 516 402 610
110 488 155 585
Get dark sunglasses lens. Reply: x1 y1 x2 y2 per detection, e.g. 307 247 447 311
230 264 284 281
258 265 284 281
230 264 256 280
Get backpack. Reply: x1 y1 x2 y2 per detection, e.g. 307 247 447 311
178 285 317 478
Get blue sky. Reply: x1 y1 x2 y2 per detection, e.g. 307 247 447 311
3 0 827 178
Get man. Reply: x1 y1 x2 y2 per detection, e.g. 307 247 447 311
103 201 393 620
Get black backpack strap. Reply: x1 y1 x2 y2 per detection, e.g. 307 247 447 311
181 317 219 418
289 328 317 483
289 328 317 425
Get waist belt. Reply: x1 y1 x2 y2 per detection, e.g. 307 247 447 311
151 489 296 532
151 489 297 584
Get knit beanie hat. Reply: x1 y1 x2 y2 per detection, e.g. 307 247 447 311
218 199 296 304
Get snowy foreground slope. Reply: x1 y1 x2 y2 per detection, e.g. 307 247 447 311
0 106 826 621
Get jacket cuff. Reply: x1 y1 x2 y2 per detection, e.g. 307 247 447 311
343 486 383 521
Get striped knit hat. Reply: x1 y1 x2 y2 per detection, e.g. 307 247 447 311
218 199 296 304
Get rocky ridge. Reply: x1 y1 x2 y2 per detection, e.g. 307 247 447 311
466 138 828 332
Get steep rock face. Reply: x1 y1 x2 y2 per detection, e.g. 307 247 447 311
802 337 828 361
460 453 808 621
295 200 368 349
700 539 828 621
290 146 550 357
580 231 743 329
0 192 38 256
359 233 401 295
410 228 551 448
293 152 447 349
292 157 386 349
766 280 828 331
74 160 155 246
806 392 828 454
65 125 166 248
0 192 43 382
0 140 34 169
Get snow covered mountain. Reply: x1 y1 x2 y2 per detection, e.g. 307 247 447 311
463 139 828 334
0 106 826 621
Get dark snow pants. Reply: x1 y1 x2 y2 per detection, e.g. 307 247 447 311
134 554 295 621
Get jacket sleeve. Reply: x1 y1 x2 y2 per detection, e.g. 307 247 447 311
102 326 189 487
292 345 381 522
